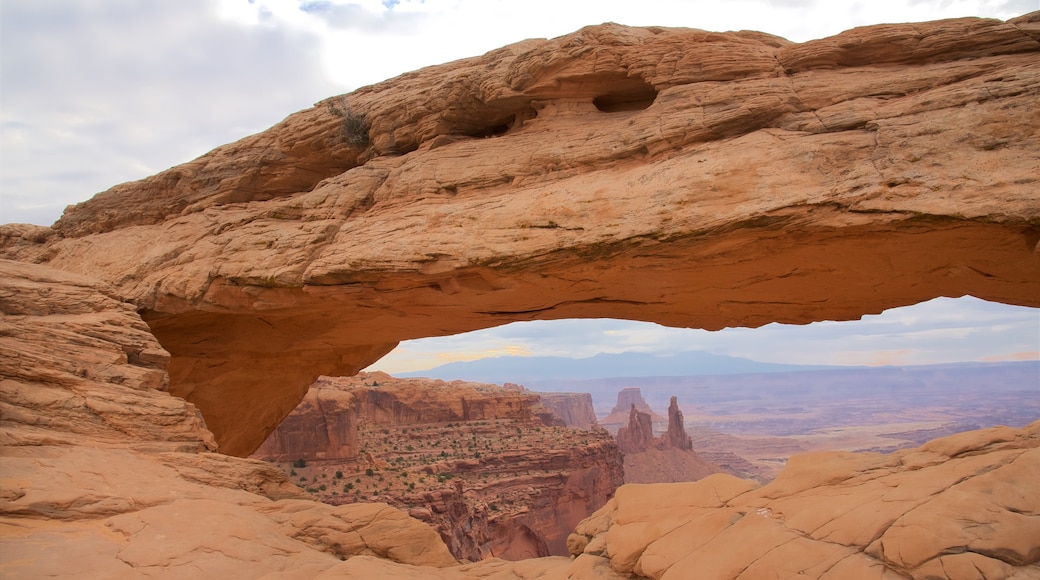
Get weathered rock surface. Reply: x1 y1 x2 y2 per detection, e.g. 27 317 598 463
660 396 693 451
2 13 1040 580
0 261 458 577
253 373 623 561
616 405 657 454
569 422 1040 579
616 395 720 484
0 259 215 452
2 245 1038 578
3 15 1038 455
600 387 666 432
536 392 599 429
253 372 558 462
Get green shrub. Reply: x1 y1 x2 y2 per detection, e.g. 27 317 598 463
292 458 307 468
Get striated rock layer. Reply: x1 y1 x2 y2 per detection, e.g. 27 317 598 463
252 373 623 561
253 372 558 462
536 392 599 429
2 15 1037 455
601 387 666 432
0 260 459 578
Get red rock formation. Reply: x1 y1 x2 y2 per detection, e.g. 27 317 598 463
615 395 695 454
612 387 655 416
535 392 598 429
4 17 1038 455
252 381 360 462
253 373 559 462
599 388 666 431
253 374 623 561
659 396 693 451
0 260 458 578
616 396 725 484
3 13 1040 579
616 405 656 454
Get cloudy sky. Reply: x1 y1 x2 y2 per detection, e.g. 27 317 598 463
2 0 1037 372
371 297 1039 373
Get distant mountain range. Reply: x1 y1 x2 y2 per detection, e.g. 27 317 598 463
396 351 844 385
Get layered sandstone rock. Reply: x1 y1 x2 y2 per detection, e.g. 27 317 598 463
616 395 721 484
2 13 1040 579
569 422 1040 579
0 260 458 578
2 237 1037 578
2 15 1037 455
616 405 656 454
253 374 623 561
253 373 558 462
660 396 693 451
536 392 599 429
600 387 666 432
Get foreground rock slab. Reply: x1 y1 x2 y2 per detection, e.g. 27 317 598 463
568 423 1040 579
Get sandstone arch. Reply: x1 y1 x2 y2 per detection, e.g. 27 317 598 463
26 16 1040 456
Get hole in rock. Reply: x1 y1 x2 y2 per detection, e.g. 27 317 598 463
252 296 1037 562
592 78 658 112
460 107 538 139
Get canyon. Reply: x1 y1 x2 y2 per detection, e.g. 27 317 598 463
252 373 623 561
2 12 1039 579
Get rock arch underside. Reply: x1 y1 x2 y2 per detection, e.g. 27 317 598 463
2 14 1040 579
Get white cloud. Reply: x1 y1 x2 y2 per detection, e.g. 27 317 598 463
1 0 340 225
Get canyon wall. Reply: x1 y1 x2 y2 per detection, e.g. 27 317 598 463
252 373 623 561
2 15 1037 455
536 392 599 429
600 387 666 432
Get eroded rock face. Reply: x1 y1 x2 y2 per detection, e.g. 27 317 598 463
660 396 693 451
617 404 656 454
252 374 623 561
601 387 666 432
2 15 1037 455
253 373 558 462
568 422 1040 579
536 392 599 429
0 261 458 578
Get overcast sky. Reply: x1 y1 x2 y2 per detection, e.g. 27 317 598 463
2 0 1037 372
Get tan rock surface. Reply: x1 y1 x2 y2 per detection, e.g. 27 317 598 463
2 16 1036 455
0 261 457 578
568 422 1040 579
2 13 1040 580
